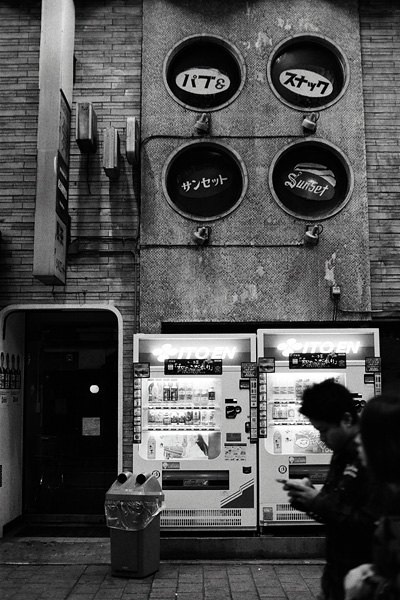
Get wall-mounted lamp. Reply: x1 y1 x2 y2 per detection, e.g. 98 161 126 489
195 112 210 135
126 116 140 165
103 126 120 179
76 102 98 153
304 224 323 246
302 111 319 134
192 226 211 245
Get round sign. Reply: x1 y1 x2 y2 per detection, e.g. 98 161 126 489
163 142 247 221
270 140 353 220
268 35 348 110
164 35 245 110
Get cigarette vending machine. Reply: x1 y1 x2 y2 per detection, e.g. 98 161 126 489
133 333 258 531
256 328 380 529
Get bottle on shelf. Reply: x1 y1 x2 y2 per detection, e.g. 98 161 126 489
186 383 193 403
148 379 155 402
178 383 186 402
163 380 171 402
208 386 215 404
147 435 156 459
273 430 282 454
0 352 5 390
200 388 208 405
10 354 16 390
4 353 10 389
193 388 201 406
170 379 178 402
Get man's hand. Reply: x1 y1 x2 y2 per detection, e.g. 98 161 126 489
344 564 375 600
282 478 319 509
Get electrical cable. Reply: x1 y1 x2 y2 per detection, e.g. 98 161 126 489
86 153 92 195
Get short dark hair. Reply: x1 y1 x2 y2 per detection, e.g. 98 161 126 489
299 379 358 424
360 394 400 484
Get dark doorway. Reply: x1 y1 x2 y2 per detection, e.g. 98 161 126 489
23 310 118 517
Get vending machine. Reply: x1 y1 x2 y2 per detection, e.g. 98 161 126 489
256 327 381 529
133 333 258 531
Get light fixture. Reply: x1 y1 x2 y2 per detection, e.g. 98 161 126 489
194 112 210 135
304 224 323 246
302 111 319 133
76 102 98 153
103 126 120 179
192 226 211 245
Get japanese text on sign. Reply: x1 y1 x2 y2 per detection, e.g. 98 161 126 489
279 69 333 98
164 358 222 375
289 352 346 369
176 68 230 95
181 174 228 193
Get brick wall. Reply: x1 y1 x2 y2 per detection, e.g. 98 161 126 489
0 0 142 470
360 0 400 316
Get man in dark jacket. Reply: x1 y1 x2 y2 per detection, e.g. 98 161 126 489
283 379 383 600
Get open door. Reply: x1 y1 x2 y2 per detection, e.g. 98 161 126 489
23 310 118 517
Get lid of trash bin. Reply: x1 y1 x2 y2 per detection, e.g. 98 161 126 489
105 473 164 500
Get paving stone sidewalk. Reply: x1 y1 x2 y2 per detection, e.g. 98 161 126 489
0 537 324 600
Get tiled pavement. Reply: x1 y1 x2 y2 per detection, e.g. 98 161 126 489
0 537 324 600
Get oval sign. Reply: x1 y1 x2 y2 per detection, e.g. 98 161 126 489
279 68 333 98
178 165 231 199
295 436 310 449
284 163 336 201
175 67 231 96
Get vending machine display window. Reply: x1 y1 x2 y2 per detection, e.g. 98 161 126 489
164 34 245 111
263 371 345 456
139 376 222 461
163 141 247 221
269 139 353 220
268 34 349 111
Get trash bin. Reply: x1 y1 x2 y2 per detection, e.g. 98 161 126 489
105 471 165 578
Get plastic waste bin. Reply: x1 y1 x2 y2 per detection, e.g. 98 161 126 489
105 471 165 578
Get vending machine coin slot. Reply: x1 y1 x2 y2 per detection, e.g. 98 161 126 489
226 406 242 419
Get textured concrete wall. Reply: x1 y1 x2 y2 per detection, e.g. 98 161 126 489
140 0 371 332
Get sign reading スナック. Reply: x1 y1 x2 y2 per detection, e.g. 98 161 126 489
270 37 347 109
278 68 333 99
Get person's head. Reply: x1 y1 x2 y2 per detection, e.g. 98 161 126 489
359 394 400 485
300 379 359 451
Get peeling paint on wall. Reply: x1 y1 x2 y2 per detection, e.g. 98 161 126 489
255 70 266 83
255 31 272 54
256 266 265 277
325 252 337 285
277 17 319 32
277 17 292 31
232 284 259 304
